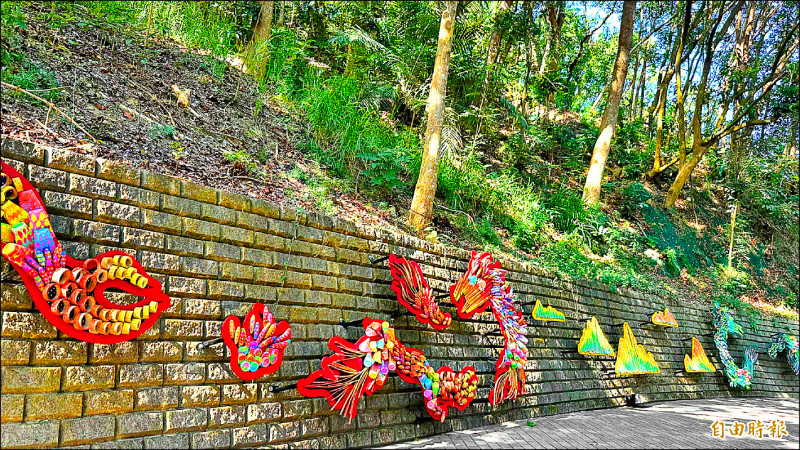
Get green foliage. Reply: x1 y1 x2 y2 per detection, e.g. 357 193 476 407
356 149 409 192
1 3 62 102
148 124 175 140
224 149 258 174
5 1 794 313
2 65 62 102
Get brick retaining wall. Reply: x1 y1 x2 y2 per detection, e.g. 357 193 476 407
1 139 798 449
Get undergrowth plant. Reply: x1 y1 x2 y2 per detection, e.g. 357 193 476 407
3 1 795 317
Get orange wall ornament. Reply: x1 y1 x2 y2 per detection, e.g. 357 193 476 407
651 307 679 328
387 254 452 330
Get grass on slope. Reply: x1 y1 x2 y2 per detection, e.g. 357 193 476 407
1 1 796 320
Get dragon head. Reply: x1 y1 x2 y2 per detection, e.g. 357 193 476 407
711 301 743 339
450 251 504 319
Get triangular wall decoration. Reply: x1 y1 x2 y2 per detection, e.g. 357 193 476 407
615 322 660 375
577 317 615 357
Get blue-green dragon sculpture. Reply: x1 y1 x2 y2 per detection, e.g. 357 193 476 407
711 302 758 389
767 333 799 376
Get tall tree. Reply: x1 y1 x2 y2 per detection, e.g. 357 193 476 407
664 1 798 207
582 0 637 206
408 1 458 234
245 1 274 79
254 1 274 44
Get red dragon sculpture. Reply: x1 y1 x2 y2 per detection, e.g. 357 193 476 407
387 254 452 330
298 318 477 422
450 250 528 405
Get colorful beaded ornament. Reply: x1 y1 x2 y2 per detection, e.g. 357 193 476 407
1 162 170 344
450 251 527 405
298 318 478 422
221 303 291 380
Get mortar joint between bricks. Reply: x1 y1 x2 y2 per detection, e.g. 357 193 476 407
277 213 302 302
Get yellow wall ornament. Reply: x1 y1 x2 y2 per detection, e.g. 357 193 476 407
615 322 660 375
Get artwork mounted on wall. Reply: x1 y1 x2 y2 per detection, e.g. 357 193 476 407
711 302 758 389
531 300 565 322
651 307 679 328
767 333 799 376
1 162 170 344
615 322 660 375
578 317 615 357
221 302 291 380
684 337 715 373
298 318 478 422
387 254 452 330
450 251 527 405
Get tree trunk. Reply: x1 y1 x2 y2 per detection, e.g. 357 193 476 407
523 41 532 117
645 75 667 180
344 44 354 77
540 1 565 113
582 0 637 206
277 1 285 27
665 143 710 207
477 1 511 107
408 1 458 234
628 49 640 121
674 1 692 169
254 1 274 44
590 80 610 111
636 55 647 119
787 107 798 158
728 1 755 183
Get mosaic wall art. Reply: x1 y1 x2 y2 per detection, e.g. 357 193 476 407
684 337 715 373
711 302 758 389
531 300 565 322
577 317 615 357
767 333 799 376
615 322 660 375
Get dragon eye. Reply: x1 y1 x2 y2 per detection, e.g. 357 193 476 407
468 275 477 285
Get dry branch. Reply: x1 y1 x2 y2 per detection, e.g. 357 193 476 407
1 81 98 143
118 103 156 124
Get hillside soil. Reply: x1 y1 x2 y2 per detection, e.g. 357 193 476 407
2 7 796 318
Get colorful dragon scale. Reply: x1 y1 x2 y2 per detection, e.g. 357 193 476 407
615 322 660 375
767 333 799 376
578 317 615 357
711 302 758 389
531 300 565 322
387 254 452 330
684 337 715 373
651 307 679 328
221 303 291 381
1 162 170 344
297 319 478 422
450 251 528 405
